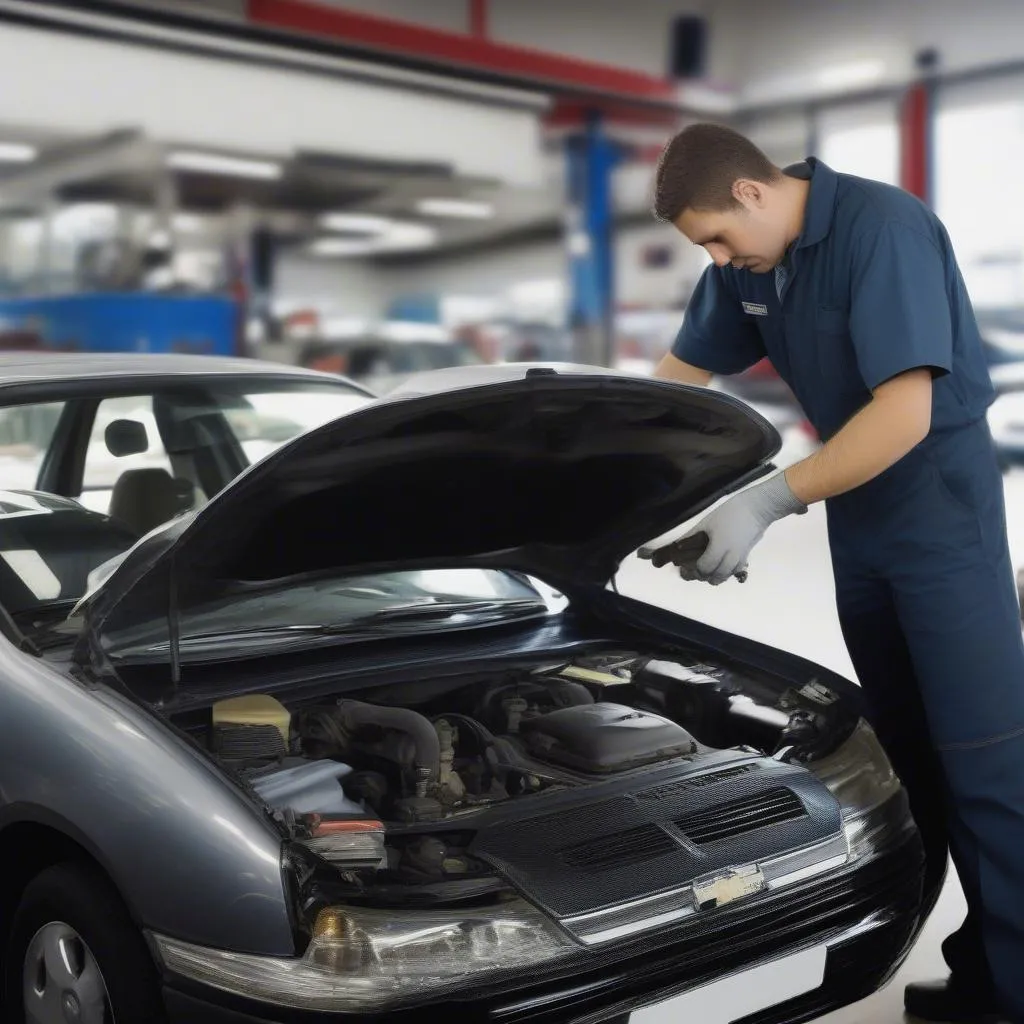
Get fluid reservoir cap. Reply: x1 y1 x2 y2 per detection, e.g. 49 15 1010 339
212 694 290 745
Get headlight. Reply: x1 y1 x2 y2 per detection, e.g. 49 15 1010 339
153 897 578 1012
809 718 915 861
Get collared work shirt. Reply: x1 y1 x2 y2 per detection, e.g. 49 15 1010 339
672 158 995 442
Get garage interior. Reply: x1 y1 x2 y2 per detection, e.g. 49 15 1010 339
0 0 1023 1021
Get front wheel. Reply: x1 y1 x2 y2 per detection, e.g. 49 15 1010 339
5 862 166 1024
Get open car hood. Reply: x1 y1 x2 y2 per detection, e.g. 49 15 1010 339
79 366 779 657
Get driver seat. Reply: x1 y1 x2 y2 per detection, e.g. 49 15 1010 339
109 468 190 536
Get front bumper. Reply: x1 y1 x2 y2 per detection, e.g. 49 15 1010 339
160 832 925 1024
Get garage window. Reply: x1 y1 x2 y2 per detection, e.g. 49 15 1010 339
934 77 1024 312
816 101 899 185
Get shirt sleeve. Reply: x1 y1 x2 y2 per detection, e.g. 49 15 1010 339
849 220 954 390
671 265 766 375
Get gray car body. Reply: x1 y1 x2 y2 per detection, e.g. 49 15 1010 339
0 640 296 954
0 354 781 965
0 352 374 956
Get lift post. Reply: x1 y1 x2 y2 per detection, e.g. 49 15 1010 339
565 111 620 368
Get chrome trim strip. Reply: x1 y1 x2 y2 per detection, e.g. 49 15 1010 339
560 831 850 945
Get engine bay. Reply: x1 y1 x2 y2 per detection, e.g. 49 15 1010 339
183 646 856 901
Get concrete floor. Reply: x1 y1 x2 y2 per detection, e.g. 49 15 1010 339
614 451 1024 1024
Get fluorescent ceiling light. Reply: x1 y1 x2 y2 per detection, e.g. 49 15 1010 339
377 222 436 250
311 238 376 257
55 203 119 232
167 150 282 180
322 317 370 339
416 198 494 219
817 60 885 91
676 83 738 116
380 321 448 341
0 142 37 163
172 213 205 233
311 220 437 258
319 212 392 233
311 236 380 256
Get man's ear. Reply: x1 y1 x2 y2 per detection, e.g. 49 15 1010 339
731 178 767 208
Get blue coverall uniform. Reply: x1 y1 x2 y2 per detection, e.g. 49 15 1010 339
673 158 1024 1021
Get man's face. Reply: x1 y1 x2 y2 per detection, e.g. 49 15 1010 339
674 180 790 274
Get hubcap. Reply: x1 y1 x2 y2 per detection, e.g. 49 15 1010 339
23 923 113 1024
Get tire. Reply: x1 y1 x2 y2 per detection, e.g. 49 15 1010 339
5 862 166 1024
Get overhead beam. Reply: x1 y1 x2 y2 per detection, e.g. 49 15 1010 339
243 0 685 118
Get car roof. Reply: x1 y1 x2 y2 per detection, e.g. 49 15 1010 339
0 351 368 390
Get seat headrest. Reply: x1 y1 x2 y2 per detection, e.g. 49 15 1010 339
105 419 149 458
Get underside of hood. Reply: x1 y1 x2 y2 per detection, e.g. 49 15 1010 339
83 371 779 649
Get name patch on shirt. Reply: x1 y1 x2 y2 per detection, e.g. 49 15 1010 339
742 302 768 316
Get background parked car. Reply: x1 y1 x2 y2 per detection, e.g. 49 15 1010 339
298 334 484 393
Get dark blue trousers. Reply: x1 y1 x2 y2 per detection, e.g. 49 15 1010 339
828 419 1024 1023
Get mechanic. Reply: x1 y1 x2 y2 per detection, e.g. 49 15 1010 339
644 123 1024 1024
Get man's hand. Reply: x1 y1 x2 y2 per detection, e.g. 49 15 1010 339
640 473 807 585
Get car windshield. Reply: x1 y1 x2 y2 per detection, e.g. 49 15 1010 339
95 566 551 665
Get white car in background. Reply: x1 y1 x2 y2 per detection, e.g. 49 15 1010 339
987 363 1024 469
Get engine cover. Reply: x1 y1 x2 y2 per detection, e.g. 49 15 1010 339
520 702 698 773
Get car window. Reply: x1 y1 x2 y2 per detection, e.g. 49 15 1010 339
0 380 372 542
80 396 175 514
0 402 65 491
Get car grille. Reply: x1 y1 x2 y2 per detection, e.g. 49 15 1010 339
676 788 805 845
486 835 926 1024
561 825 678 871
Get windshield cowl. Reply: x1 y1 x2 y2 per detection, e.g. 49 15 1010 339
91 571 553 670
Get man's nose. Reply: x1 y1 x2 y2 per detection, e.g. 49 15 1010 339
707 245 730 267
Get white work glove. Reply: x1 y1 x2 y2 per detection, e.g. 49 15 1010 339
639 473 807 585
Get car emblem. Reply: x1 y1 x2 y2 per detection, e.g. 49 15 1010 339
692 865 767 911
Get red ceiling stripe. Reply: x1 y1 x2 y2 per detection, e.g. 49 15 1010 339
247 0 678 105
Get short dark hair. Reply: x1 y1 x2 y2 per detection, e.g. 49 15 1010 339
653 123 781 221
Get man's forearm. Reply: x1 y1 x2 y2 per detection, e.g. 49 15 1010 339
784 368 933 506
654 352 713 386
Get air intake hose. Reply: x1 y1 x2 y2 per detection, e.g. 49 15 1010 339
335 700 441 788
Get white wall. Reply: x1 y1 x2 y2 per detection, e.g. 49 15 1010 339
274 255 385 320
616 224 708 308
0 19 546 188
305 0 469 33
489 0 710 78
273 219 708 324
339 222 706 316
716 0 1024 105
287 0 712 77
376 239 566 318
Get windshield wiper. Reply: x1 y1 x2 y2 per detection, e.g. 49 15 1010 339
347 598 547 626
129 598 549 657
